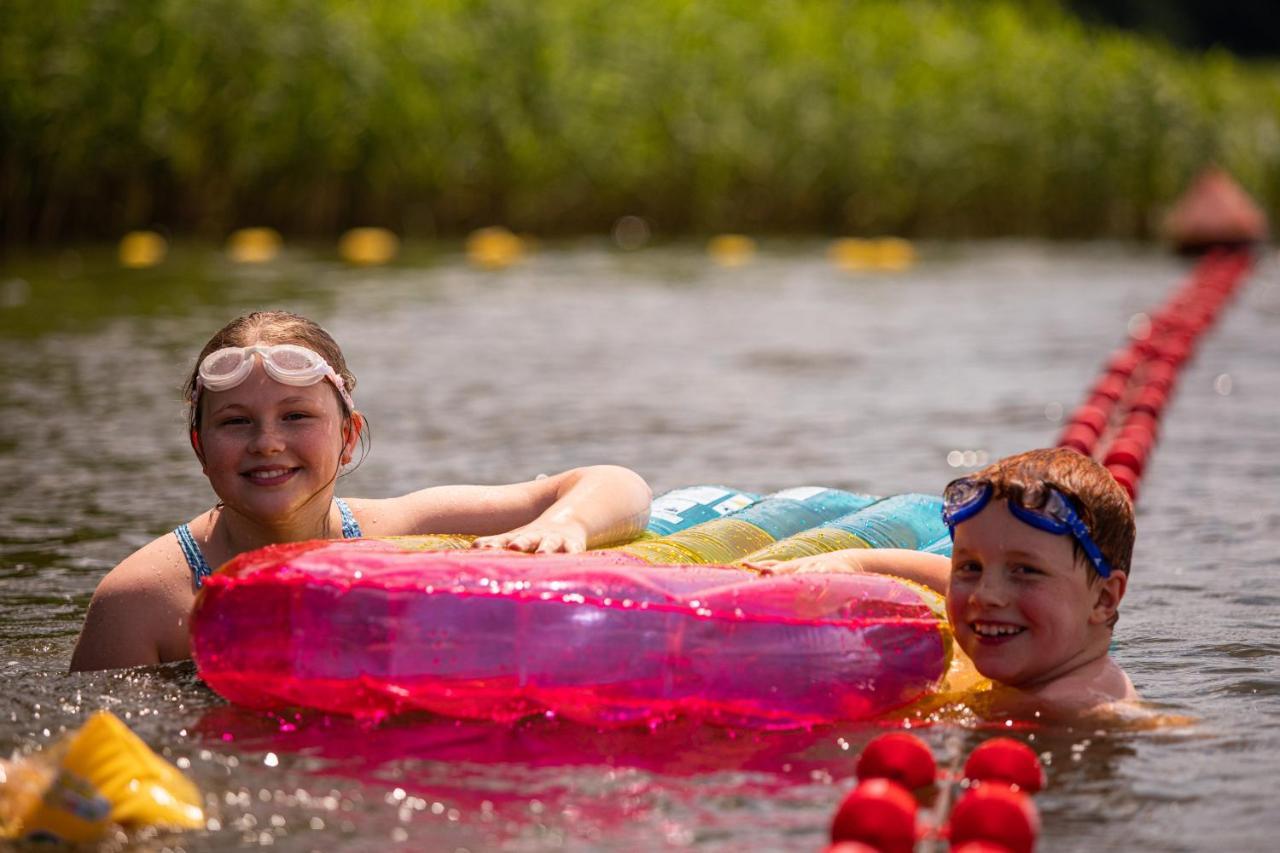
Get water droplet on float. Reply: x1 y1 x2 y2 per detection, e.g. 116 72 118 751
1127 312 1152 340
263 752 278 767
1214 373 1233 395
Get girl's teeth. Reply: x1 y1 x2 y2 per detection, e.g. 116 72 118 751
249 469 289 480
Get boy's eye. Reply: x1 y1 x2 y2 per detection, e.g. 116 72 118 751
953 561 981 575
1012 564 1043 576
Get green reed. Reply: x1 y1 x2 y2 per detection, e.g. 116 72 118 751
3 0 1278 243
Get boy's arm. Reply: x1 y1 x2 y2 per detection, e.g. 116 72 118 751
744 548 950 594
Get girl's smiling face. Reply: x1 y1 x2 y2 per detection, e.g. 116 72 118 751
197 363 353 525
946 498 1112 688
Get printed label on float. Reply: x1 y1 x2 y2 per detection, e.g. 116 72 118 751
712 494 755 515
649 496 703 524
771 486 828 501
666 486 733 504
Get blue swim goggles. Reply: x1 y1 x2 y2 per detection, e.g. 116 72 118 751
941 477 1113 578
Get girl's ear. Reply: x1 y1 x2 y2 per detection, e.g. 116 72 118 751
1090 571 1127 626
340 412 364 465
190 428 207 472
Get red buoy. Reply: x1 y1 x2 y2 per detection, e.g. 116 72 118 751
824 843 882 853
1106 463 1139 501
1066 403 1110 437
951 842 1016 853
830 779 918 853
856 732 937 790
1090 374 1128 403
1103 436 1149 476
963 738 1045 793
947 786 1040 853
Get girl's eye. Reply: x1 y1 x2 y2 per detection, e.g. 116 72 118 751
219 416 250 427
284 411 312 421
953 561 981 575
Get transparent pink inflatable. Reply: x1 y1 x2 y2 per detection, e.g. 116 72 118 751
191 540 951 728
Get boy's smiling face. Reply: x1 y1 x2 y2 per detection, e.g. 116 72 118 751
947 498 1120 688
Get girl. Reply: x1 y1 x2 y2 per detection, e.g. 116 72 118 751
70 311 651 671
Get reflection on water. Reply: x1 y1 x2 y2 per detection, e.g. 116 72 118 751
1 243 1279 850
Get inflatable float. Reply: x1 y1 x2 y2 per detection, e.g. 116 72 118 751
192 487 959 728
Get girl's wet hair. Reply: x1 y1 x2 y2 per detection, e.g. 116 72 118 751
185 311 356 432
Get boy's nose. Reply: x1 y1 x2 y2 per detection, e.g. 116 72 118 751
972 573 1010 607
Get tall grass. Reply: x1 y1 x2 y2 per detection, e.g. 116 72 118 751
3 0 1279 243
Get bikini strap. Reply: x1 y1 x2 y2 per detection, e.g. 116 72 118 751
335 497 362 539
177 501 359 589
174 523 214 588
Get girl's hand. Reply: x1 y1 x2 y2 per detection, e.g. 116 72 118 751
742 552 865 575
473 519 589 554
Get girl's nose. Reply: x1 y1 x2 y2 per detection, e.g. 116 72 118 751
248 424 285 454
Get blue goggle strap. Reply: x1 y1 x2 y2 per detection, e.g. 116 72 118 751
1008 497 1113 578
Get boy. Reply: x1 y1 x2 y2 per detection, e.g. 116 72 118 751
748 448 1136 710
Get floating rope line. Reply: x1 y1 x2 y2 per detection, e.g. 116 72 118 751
1056 249 1255 502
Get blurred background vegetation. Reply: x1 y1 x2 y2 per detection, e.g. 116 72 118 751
2 0 1278 244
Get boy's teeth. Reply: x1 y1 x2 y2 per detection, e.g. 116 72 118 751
972 622 1024 637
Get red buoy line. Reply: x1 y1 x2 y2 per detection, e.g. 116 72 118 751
827 733 1045 853
1055 249 1255 502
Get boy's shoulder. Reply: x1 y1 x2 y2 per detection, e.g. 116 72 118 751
1029 653 1136 710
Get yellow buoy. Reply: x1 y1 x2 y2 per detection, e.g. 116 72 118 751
707 234 756 267
827 237 876 271
873 237 916 271
226 227 282 264
338 227 399 266
118 231 167 269
465 226 525 270
829 237 916 272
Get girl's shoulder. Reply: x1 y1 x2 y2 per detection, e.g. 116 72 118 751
98 529 200 604
70 530 200 670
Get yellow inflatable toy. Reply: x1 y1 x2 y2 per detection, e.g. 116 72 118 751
0 711 203 843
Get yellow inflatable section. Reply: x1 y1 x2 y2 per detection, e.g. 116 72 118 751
0 711 203 843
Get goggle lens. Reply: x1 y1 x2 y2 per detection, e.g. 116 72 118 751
264 345 321 374
204 350 249 378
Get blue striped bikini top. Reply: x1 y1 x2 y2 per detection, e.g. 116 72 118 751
174 497 362 588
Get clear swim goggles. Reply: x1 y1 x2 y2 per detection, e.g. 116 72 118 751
941 477 1113 577
194 344 355 412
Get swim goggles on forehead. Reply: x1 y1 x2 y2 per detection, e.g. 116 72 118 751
194 344 355 412
941 477 1113 577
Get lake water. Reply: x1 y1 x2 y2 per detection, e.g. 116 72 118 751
1 242 1277 851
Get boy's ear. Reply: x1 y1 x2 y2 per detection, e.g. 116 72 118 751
1090 571 1127 626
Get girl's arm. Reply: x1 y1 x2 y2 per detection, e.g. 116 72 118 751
744 548 950 594
362 465 651 552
